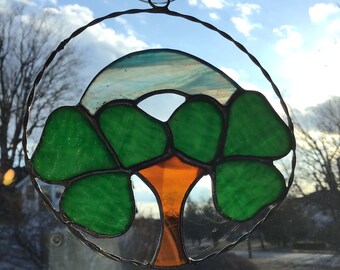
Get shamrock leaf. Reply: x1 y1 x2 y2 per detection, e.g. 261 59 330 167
169 97 224 163
31 101 169 237
61 172 134 236
32 107 116 182
97 103 168 168
224 91 293 158
215 160 285 221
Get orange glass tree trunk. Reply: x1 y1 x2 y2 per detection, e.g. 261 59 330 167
139 155 202 267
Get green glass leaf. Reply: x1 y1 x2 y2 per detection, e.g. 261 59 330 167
215 160 285 221
98 104 168 168
61 172 134 236
32 107 116 182
224 91 293 158
169 98 224 163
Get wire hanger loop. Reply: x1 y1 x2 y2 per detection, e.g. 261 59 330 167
139 0 173 9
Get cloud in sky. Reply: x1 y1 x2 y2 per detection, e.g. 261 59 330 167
188 0 198 6
273 25 303 55
236 2 260 16
186 0 262 36
42 4 150 67
16 0 57 6
115 17 137 37
273 19 340 109
327 18 340 35
230 3 262 37
309 3 339 23
231 17 261 37
209 12 220 20
16 0 151 60
28 2 152 92
187 0 230 9
201 0 224 9
17 0 37 6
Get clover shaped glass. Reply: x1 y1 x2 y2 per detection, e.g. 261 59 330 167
28 49 294 267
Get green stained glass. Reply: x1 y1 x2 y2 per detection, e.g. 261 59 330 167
98 104 168 168
61 172 134 236
224 91 293 158
169 98 224 163
215 160 285 221
27 47 295 268
32 107 116 182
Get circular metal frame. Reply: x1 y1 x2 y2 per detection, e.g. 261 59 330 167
23 2 296 267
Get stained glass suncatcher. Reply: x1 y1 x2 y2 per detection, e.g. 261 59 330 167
26 49 294 267
24 1 295 268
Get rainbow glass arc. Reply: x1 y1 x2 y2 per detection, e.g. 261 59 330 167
81 49 239 114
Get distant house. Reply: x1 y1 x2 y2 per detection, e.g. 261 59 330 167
298 190 340 227
10 168 123 269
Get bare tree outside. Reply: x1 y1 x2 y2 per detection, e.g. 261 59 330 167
0 2 80 176
294 97 340 216
282 96 340 249
0 2 82 269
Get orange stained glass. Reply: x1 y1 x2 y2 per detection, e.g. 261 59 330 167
139 155 203 267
